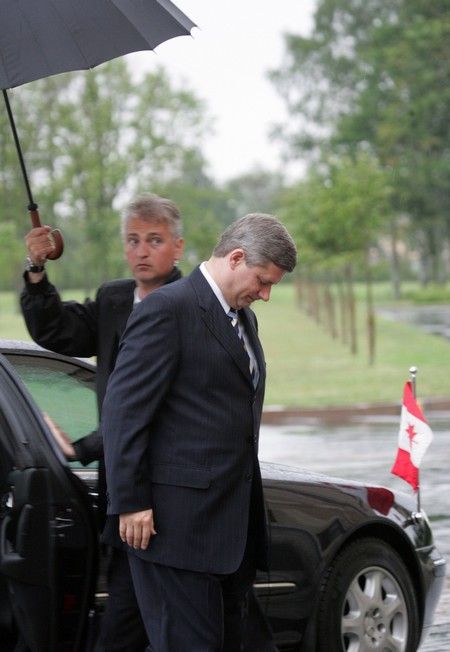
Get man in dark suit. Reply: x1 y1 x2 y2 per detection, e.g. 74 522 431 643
20 193 184 652
101 213 297 651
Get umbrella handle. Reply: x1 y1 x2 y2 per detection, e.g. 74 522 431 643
3 91 64 261
29 206 64 260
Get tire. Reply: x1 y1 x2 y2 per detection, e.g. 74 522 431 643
316 537 420 652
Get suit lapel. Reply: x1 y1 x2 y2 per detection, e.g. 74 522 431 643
109 283 135 336
189 267 255 385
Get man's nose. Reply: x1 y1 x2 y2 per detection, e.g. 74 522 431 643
258 286 271 302
136 240 150 256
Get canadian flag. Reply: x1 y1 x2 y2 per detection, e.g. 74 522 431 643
391 381 433 491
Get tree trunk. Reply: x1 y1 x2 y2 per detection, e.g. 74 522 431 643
324 281 337 339
345 265 357 355
389 217 401 300
337 278 348 346
365 253 376 366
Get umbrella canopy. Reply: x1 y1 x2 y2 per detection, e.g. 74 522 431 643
0 0 196 90
0 0 196 258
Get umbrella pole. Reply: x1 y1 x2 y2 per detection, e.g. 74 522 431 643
2 89 37 211
2 89 64 258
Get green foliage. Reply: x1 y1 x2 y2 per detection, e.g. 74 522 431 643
0 60 227 291
130 67 211 187
154 179 232 267
0 222 23 290
280 154 391 264
225 169 286 217
401 284 450 304
270 0 450 287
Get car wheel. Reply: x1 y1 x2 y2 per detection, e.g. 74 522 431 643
317 537 420 651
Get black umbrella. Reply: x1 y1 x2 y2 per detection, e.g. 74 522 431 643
0 0 196 258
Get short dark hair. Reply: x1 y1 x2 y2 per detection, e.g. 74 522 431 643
213 213 297 272
121 193 182 239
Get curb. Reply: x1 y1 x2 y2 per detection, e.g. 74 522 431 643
262 397 450 425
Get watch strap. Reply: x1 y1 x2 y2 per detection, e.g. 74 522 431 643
26 256 45 273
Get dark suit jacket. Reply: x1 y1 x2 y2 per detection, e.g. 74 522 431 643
101 266 268 575
20 268 182 422
20 270 181 521
21 275 135 412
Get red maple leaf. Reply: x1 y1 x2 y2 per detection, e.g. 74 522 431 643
406 423 416 445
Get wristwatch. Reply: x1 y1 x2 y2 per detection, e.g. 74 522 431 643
25 256 45 273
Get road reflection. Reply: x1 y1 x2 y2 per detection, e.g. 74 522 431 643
259 411 450 649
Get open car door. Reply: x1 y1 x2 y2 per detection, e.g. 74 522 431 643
0 351 98 651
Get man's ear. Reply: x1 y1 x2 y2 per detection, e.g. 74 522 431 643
228 249 246 269
174 238 185 260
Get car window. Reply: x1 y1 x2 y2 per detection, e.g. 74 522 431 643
5 354 98 469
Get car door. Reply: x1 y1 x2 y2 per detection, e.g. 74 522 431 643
0 349 98 652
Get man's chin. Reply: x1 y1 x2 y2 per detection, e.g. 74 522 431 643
239 298 255 308
135 271 155 283
136 274 168 291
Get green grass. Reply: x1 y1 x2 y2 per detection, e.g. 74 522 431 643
0 291 31 341
2 284 450 408
253 284 450 407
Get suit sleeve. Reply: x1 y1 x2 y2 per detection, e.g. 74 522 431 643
101 292 180 515
20 273 99 357
73 429 103 466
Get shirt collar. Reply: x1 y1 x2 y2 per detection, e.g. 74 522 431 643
133 287 142 305
199 261 230 314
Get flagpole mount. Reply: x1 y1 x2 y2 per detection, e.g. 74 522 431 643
409 366 417 398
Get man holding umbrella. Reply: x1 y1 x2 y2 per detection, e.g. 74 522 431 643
20 192 184 651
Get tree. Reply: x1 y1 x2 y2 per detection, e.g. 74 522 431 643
130 67 212 189
154 175 232 267
0 222 23 294
270 0 450 289
0 60 217 291
225 168 285 217
281 154 391 363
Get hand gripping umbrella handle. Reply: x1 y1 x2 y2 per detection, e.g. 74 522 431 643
29 204 64 260
2 90 64 260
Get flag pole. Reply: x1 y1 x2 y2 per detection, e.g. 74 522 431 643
409 366 421 514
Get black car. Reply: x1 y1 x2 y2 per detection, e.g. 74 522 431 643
0 341 446 651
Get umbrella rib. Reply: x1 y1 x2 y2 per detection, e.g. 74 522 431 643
110 0 196 53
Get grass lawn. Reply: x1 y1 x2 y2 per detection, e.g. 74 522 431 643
253 283 450 407
2 283 449 408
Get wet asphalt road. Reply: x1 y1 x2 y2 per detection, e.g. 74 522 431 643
259 409 449 651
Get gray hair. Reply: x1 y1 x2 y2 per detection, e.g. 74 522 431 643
121 193 183 239
213 213 297 272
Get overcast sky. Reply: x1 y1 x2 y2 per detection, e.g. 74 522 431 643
127 1 315 183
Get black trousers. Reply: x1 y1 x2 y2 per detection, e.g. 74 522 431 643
128 540 276 652
95 548 148 652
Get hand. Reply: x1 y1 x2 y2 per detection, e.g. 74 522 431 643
25 226 55 265
119 509 156 550
42 413 76 459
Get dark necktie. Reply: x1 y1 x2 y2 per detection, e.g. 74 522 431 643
227 309 257 386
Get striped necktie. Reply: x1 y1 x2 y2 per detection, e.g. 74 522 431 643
227 309 257 386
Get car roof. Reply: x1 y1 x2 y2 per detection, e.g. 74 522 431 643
0 339 95 368
0 338 47 352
